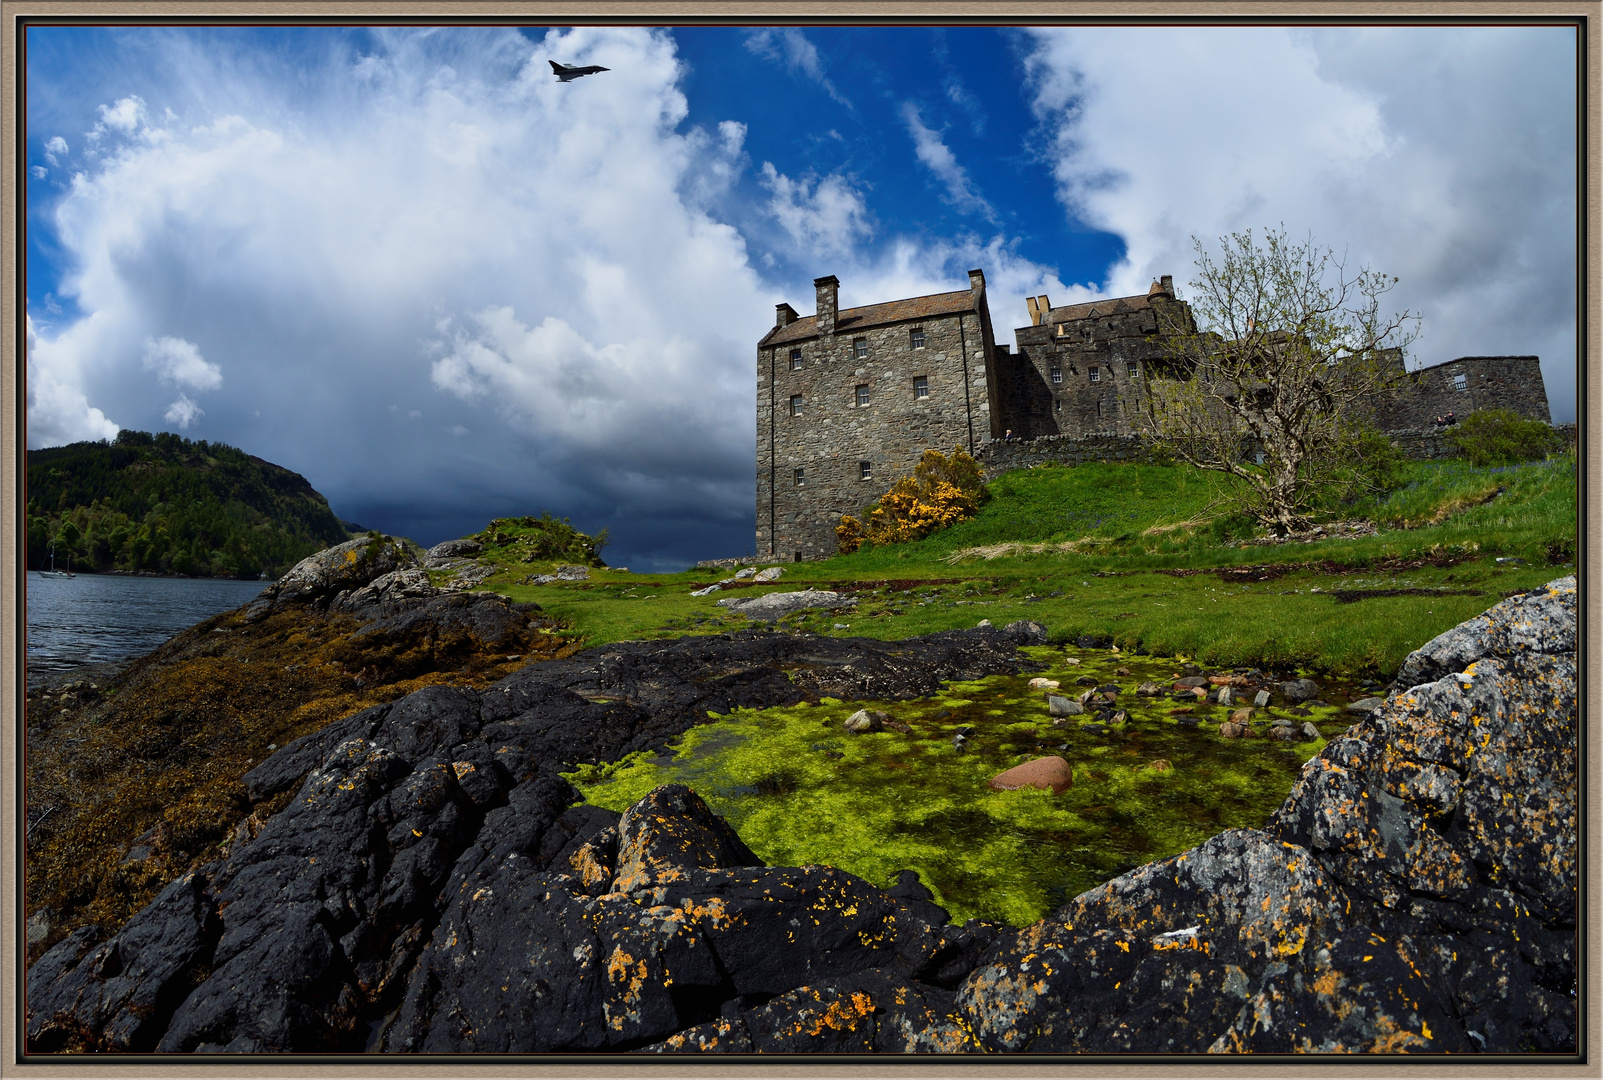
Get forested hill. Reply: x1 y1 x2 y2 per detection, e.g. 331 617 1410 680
26 430 352 578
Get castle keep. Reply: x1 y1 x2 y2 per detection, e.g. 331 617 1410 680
756 272 1552 561
755 271 1000 561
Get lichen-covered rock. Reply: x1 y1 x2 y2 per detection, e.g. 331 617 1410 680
329 569 438 612
715 589 857 621
958 925 1242 1052
264 535 423 606
1053 829 1350 967
425 537 483 562
1208 931 1471 1053
610 785 761 894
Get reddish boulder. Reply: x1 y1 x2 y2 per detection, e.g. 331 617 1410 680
989 757 1072 795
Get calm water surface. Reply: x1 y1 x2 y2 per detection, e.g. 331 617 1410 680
25 572 269 679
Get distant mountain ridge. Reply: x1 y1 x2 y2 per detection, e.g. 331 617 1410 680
26 430 351 578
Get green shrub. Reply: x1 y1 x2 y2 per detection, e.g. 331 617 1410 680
1448 409 1566 467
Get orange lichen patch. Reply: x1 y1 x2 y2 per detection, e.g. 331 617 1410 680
570 844 614 893
798 990 875 1037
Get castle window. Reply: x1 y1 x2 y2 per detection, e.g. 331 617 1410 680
854 338 868 361
855 384 871 407
1050 364 1063 385
859 461 873 481
1453 373 1467 392
794 468 805 486
1097 400 1103 418
1089 366 1101 383
913 376 929 398
1127 362 1138 377
910 328 926 349
790 394 804 417
789 349 803 371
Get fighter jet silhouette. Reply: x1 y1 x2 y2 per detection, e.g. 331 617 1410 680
549 60 610 82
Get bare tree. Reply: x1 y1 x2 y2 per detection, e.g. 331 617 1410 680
1131 227 1420 535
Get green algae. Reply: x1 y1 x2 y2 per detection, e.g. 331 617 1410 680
568 646 1351 927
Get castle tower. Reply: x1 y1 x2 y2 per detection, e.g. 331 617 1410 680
755 273 998 560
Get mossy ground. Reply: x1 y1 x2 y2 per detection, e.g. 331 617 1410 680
569 645 1355 927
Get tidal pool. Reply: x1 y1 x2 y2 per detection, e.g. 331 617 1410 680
568 646 1350 926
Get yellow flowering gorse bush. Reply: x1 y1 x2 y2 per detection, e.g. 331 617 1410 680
836 447 987 552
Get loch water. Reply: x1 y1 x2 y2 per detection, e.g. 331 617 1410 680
24 572 269 681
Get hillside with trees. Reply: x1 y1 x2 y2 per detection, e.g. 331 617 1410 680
25 430 351 578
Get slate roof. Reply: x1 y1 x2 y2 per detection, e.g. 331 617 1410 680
1045 290 1159 325
761 289 976 346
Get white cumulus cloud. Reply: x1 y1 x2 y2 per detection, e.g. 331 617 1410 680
142 336 222 391
25 313 120 445
759 162 874 258
1022 25 1577 419
164 393 203 428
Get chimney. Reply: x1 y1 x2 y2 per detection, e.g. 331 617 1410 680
814 276 839 337
968 268 986 302
1026 297 1041 325
775 302 798 328
1160 275 1173 296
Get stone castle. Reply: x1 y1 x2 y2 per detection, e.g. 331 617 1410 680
755 271 1551 561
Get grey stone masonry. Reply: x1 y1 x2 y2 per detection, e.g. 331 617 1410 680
756 271 998 561
1003 277 1198 440
1364 355 1551 430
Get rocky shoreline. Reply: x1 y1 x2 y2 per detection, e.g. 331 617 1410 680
23 542 1577 1055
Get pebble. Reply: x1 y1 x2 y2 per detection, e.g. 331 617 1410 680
1048 696 1084 717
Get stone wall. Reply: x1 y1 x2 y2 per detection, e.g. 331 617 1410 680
757 275 996 562
976 432 1155 474
972 418 1571 483
1366 355 1551 430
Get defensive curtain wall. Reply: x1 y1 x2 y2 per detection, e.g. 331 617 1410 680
756 272 1557 563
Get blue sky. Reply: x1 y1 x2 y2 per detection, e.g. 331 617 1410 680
24 24 1579 571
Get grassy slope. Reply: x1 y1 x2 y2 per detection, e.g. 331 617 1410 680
487 453 1575 677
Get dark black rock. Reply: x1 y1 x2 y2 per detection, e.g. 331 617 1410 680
886 869 951 928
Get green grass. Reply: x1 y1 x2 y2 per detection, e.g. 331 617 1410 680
568 647 1354 926
486 453 1573 677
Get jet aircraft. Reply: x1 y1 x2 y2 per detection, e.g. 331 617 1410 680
549 60 610 82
